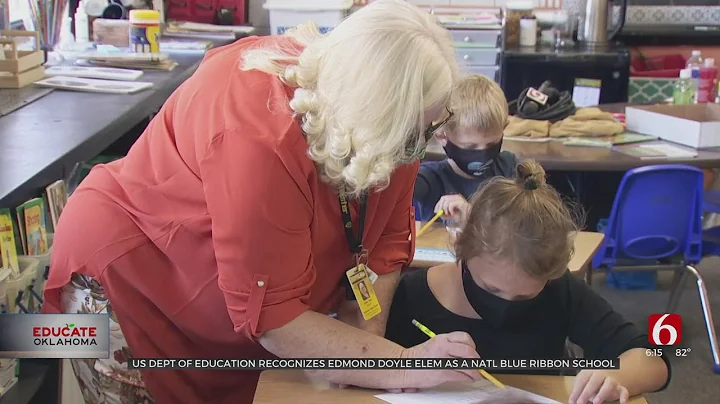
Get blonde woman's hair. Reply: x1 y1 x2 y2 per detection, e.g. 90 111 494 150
241 0 458 197
447 74 508 134
455 160 583 280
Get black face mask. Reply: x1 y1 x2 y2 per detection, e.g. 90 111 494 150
443 139 503 177
461 260 545 330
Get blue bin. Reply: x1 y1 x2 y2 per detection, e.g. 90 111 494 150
597 219 658 291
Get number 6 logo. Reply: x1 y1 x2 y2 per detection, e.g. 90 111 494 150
648 314 682 346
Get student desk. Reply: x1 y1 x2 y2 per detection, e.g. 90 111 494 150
252 370 649 404
411 223 604 279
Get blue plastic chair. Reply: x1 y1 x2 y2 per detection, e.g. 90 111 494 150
591 164 720 373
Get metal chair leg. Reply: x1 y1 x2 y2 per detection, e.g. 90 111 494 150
666 268 689 314
684 265 720 373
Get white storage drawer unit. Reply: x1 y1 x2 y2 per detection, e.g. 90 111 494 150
465 65 500 81
450 29 502 48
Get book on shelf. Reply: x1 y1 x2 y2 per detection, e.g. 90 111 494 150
21 198 49 256
46 179 68 230
614 143 699 159
15 205 26 255
0 209 20 278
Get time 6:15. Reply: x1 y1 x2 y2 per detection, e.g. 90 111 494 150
645 348 663 357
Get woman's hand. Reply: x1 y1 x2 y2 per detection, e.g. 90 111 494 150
569 370 630 404
434 195 470 224
401 331 483 389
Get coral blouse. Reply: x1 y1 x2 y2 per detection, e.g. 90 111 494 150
43 36 417 403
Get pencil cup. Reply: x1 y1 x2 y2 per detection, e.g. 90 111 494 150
4 257 40 313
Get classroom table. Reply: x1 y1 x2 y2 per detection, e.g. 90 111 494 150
0 39 236 209
252 370 649 404
411 223 605 278
423 103 720 171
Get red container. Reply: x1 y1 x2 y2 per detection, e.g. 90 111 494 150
698 64 718 103
631 54 686 78
166 0 248 25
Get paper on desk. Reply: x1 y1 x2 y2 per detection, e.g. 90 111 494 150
375 380 561 404
414 248 455 263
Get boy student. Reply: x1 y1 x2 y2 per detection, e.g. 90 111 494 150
387 160 670 404
413 74 518 221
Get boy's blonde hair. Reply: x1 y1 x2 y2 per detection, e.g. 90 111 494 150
447 74 508 134
241 0 458 197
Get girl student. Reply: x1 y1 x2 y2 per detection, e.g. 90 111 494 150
387 160 670 404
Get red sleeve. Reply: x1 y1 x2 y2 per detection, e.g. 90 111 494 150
199 128 314 340
368 163 418 275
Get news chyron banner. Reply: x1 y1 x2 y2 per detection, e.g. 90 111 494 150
0 314 109 358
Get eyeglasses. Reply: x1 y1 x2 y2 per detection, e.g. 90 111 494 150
424 107 454 143
400 107 455 163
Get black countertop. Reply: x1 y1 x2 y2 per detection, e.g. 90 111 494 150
503 44 630 62
617 24 720 46
0 43 232 209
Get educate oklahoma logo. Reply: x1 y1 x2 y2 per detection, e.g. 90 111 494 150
32 322 99 347
0 314 109 359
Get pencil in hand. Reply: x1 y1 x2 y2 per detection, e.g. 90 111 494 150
411 319 506 389
416 209 444 238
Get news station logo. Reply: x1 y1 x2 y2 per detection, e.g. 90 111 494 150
648 313 682 346
0 314 109 358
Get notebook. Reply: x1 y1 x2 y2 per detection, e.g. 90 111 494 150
375 380 561 404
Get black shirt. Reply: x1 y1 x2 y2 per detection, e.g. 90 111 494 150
386 267 671 386
413 152 518 222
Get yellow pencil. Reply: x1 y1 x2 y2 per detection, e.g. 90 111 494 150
416 209 444 238
411 319 506 389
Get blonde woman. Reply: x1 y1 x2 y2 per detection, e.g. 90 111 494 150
42 1 482 402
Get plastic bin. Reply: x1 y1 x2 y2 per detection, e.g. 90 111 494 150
264 0 353 35
5 257 39 312
597 219 657 290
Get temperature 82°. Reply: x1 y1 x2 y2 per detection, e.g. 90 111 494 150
676 348 692 357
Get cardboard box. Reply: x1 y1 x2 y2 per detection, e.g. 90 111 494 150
625 104 720 149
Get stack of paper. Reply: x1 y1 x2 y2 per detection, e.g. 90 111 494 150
614 143 699 159
375 380 561 404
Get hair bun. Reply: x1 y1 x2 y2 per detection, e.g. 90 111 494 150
515 159 546 189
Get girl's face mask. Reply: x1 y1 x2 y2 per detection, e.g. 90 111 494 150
461 260 547 330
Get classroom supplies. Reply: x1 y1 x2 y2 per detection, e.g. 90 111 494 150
413 247 455 264
416 210 444 238
411 320 505 390
44 66 144 81
614 143 699 160
0 30 45 89
35 76 153 94
129 9 161 53
45 179 68 229
0 209 19 277
74 1 90 43
375 380 560 404
562 132 657 147
25 0 69 50
22 198 48 256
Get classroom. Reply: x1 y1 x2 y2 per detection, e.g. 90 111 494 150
1 0 719 403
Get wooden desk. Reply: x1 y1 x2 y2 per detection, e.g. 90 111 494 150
411 223 605 276
423 103 720 171
253 370 648 404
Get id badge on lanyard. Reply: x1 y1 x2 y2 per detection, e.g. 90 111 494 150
338 189 380 320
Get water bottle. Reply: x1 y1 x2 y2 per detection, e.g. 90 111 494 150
673 69 695 105
687 50 703 103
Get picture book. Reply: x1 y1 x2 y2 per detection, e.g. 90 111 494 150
15 205 26 255
0 209 19 278
22 198 48 256
45 180 68 230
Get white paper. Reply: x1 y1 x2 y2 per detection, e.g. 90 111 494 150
44 66 144 81
34 77 153 94
375 381 561 404
638 143 698 158
414 248 455 263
